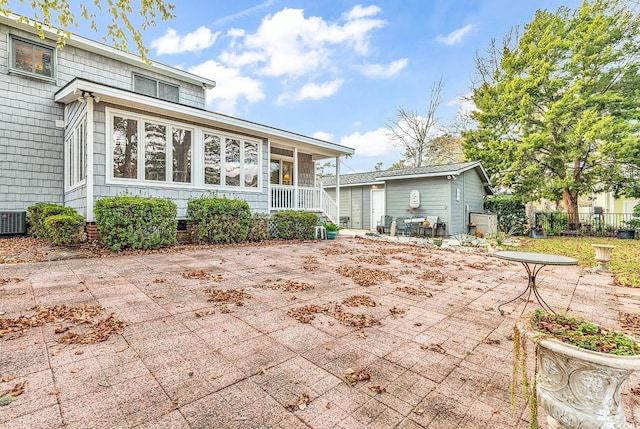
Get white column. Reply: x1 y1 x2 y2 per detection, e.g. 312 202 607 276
293 147 299 209
335 156 340 222
86 97 95 222
267 139 271 213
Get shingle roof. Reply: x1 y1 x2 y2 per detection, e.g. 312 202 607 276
322 161 491 189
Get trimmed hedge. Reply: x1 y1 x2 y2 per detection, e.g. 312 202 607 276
484 196 528 235
247 212 270 242
44 213 86 246
94 196 177 251
27 203 77 238
187 196 251 244
271 210 317 240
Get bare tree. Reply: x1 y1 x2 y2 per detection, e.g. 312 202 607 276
385 77 446 167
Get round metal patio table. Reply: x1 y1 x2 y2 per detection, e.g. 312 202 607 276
493 251 578 315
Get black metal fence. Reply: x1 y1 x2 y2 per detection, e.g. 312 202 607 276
535 211 636 236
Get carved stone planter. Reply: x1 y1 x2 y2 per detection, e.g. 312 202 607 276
592 244 615 272
520 322 640 429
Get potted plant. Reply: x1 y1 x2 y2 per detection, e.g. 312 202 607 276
513 309 640 429
323 222 341 240
618 203 640 239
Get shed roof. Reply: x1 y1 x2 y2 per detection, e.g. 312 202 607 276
322 161 494 194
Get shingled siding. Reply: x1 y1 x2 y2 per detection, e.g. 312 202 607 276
0 24 207 212
0 27 64 210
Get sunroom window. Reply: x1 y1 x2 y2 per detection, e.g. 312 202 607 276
11 37 54 79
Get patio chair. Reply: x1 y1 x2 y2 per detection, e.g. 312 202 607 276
314 213 327 239
420 216 439 238
395 217 409 236
376 215 393 234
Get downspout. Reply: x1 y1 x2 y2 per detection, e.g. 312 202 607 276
86 97 95 222
335 156 341 222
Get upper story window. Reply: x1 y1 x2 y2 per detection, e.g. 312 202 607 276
133 73 179 103
10 37 55 79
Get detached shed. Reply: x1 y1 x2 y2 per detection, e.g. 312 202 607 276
322 161 494 235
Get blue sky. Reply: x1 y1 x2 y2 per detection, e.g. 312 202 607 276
14 0 585 172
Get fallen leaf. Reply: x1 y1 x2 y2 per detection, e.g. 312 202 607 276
369 385 386 394
420 343 446 354
2 375 16 383
49 390 61 395
74 350 84 355
116 346 128 353
413 408 424 416
325 402 332 409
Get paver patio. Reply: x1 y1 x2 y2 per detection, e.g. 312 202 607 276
1 235 639 428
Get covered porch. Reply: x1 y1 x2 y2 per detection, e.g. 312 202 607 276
268 141 352 223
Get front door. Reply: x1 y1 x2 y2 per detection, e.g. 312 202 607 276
371 189 385 231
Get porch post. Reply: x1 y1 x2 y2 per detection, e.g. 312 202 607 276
293 147 299 209
86 97 95 222
335 156 340 222
267 139 271 213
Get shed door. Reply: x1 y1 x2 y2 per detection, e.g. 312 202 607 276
371 189 385 230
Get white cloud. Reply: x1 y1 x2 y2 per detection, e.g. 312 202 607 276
360 58 408 78
343 4 381 20
312 131 335 142
277 79 343 104
151 26 219 55
339 128 395 157
188 60 265 115
435 24 474 46
448 92 478 116
222 7 385 78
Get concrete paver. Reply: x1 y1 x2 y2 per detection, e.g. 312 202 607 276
1 236 639 428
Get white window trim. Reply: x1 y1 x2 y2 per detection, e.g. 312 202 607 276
9 35 56 82
65 114 87 192
106 107 262 192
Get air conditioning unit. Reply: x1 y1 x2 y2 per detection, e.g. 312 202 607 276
0 211 27 236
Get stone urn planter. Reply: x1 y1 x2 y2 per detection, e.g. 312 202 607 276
514 312 640 429
592 244 615 272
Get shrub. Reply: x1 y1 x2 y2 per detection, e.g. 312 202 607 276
44 213 86 246
271 210 317 240
247 212 271 242
94 196 177 251
187 195 251 244
27 203 77 238
483 196 528 235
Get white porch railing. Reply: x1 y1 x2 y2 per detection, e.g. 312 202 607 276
270 185 338 223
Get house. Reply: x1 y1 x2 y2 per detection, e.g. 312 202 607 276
0 14 353 235
322 161 494 235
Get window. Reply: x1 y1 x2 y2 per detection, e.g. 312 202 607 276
269 159 293 185
133 73 179 102
144 122 167 181
113 116 138 179
11 37 54 79
172 128 192 183
108 110 258 189
203 132 260 188
66 117 87 188
204 134 221 185
110 111 195 185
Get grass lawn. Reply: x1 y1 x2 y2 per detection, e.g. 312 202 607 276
516 236 640 287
